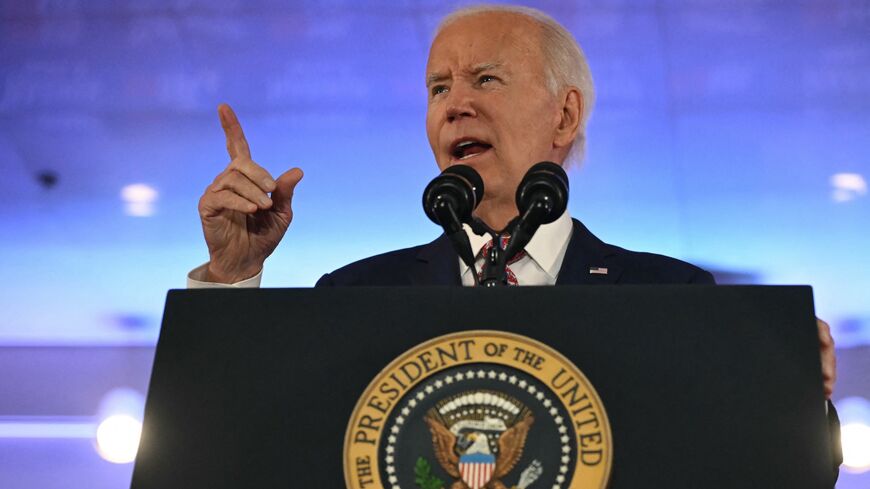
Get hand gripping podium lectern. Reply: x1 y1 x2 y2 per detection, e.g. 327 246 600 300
131 285 836 489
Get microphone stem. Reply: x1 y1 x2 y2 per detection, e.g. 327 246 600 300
480 197 551 287
503 197 551 259
479 236 507 287
433 201 479 284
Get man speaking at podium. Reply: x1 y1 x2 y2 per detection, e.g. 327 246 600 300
186 4 839 475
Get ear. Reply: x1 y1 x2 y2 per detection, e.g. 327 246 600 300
553 87 583 149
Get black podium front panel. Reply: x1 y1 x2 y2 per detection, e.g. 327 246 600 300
131 285 832 488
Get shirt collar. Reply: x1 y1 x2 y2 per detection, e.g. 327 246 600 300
461 210 573 279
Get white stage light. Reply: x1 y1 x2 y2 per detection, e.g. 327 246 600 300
837 396 870 473
120 183 158 216
94 387 145 464
840 423 870 472
830 172 867 203
842 423 870 473
121 183 158 203
95 414 142 464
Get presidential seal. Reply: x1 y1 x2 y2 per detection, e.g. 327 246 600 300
344 331 612 489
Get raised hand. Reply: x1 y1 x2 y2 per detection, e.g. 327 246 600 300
197 104 303 283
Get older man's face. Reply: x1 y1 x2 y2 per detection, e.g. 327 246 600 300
426 13 565 213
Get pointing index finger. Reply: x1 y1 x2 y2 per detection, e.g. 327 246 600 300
218 103 252 160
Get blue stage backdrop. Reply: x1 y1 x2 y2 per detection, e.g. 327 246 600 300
0 1 868 487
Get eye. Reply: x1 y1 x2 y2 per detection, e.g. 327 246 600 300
431 85 449 97
479 74 497 85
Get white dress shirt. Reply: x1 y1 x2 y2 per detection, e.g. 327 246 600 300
188 262 263 288
188 211 574 288
461 210 573 286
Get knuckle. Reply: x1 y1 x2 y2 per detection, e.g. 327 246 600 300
211 179 225 192
230 158 256 178
201 182 217 199
199 190 219 212
212 168 230 185
222 170 246 188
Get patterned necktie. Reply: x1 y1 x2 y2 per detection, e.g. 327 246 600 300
477 235 528 286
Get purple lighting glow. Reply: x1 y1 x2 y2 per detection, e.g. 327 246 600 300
0 1 867 488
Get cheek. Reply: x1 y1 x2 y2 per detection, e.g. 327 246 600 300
426 102 444 146
502 118 547 158
518 108 559 155
425 117 449 171
425 112 434 144
492 96 555 151
425 108 439 150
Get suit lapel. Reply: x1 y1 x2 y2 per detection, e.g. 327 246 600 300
556 219 624 285
411 234 463 286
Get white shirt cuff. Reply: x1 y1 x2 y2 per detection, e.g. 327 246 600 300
187 262 262 288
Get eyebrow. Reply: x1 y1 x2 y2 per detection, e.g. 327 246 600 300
468 62 503 75
426 61 505 87
426 72 449 87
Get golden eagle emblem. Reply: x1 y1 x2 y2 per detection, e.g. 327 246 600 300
423 390 540 489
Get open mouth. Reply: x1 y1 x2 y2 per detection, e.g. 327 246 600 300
450 139 493 161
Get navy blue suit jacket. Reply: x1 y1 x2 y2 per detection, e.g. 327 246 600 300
315 218 842 480
316 218 714 286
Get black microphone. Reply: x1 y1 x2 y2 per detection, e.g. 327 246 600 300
502 161 569 260
422 165 485 271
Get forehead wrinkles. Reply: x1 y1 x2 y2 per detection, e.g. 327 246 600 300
427 15 546 83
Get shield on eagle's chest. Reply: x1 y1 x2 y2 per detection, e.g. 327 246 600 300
458 453 496 489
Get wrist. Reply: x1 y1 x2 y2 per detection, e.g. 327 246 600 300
205 261 263 284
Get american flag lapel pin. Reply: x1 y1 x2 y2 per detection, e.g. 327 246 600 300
589 266 608 275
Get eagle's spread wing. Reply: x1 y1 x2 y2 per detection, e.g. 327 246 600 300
493 413 535 479
424 415 461 478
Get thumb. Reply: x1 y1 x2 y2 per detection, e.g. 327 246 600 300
272 167 304 216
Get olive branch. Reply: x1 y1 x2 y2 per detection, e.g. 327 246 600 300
414 457 444 489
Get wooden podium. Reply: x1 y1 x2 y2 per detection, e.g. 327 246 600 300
131 285 835 488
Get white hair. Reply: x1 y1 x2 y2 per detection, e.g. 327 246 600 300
435 4 595 164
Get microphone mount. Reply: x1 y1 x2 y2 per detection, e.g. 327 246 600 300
422 165 484 284
478 162 569 287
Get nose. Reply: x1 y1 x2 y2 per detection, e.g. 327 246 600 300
445 85 477 123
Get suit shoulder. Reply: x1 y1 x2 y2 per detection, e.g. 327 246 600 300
603 243 714 284
315 243 427 286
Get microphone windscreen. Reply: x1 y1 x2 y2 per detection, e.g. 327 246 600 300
442 164 484 205
515 161 569 224
422 164 485 225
